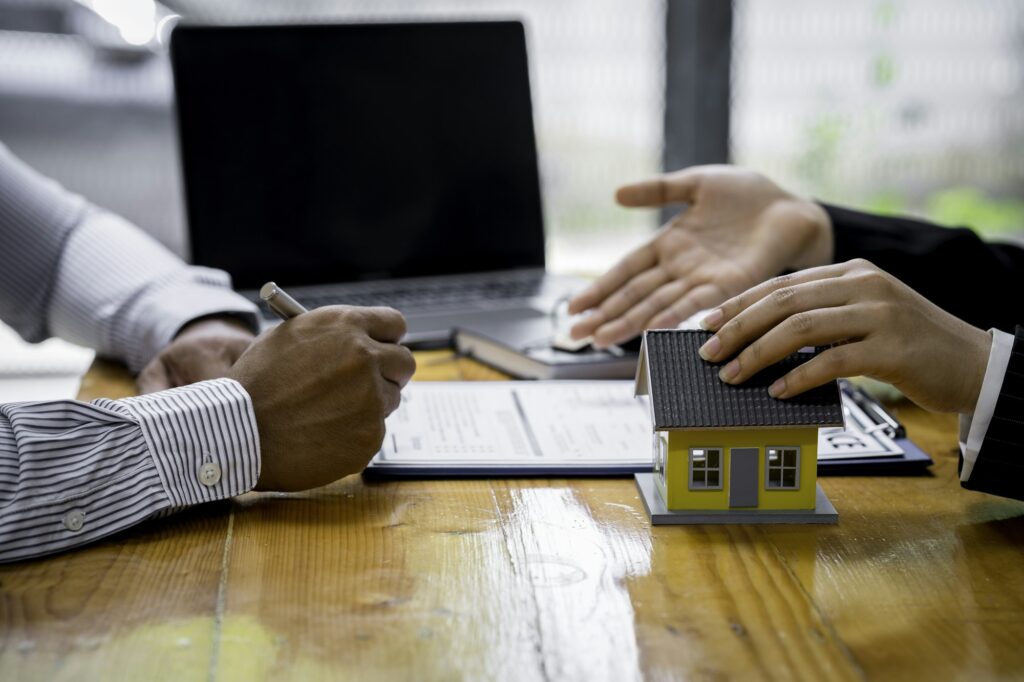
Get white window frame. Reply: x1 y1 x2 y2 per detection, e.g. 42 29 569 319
653 432 668 485
765 446 801 490
689 447 723 491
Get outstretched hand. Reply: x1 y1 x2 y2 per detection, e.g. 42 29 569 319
568 165 834 347
697 259 992 414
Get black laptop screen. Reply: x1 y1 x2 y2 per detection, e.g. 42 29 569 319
171 21 546 290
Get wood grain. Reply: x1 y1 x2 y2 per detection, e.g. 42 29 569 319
2 356 1024 681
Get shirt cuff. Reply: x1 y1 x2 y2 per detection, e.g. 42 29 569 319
959 328 1015 482
117 378 261 505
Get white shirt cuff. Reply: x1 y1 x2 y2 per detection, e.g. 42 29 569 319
959 328 1015 482
118 378 261 505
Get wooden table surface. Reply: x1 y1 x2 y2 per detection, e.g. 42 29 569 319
3 352 1024 681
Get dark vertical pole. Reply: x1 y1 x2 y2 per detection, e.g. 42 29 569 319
662 0 733 219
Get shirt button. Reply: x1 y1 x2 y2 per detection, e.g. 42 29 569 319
199 462 222 487
63 510 85 532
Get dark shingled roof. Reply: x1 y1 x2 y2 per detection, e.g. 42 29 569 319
643 329 844 430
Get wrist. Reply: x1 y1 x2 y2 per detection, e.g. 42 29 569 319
176 314 256 341
788 199 834 270
959 327 993 414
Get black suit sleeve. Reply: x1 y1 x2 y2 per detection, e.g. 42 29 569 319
823 203 1024 332
824 204 1024 500
959 326 1024 501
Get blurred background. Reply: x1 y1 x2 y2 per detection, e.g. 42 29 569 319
1 0 1023 277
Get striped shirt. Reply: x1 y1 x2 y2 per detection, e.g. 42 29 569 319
0 142 261 562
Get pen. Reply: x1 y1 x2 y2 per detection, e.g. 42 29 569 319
260 281 308 320
839 379 906 440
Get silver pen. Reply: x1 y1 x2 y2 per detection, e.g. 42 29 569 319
260 281 308 320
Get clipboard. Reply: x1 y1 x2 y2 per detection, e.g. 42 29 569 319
364 380 932 479
817 380 932 475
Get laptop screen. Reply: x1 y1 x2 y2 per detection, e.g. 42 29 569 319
171 21 546 290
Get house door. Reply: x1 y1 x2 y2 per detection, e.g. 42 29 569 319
729 448 759 508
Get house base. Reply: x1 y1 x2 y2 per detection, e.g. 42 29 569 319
634 474 839 525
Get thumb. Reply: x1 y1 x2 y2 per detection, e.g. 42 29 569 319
616 167 703 207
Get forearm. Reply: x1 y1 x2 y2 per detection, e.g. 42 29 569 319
0 378 260 563
823 203 1024 332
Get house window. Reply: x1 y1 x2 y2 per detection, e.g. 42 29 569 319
653 433 668 485
766 447 800 490
689 448 722 490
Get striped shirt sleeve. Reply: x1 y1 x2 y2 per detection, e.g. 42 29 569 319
47 210 260 373
0 378 260 563
0 142 84 343
0 141 259 373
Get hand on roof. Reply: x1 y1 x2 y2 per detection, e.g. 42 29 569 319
696 259 991 414
566 165 833 348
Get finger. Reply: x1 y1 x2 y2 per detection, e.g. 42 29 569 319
567 242 658 316
769 343 867 399
704 278 854 363
615 168 702 207
704 262 853 332
375 378 403 416
376 343 417 387
136 359 171 394
717 306 870 386
591 278 691 347
590 266 671 330
649 282 729 329
354 306 408 343
381 381 403 416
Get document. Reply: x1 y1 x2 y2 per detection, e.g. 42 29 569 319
0 322 95 403
373 381 652 473
368 380 913 477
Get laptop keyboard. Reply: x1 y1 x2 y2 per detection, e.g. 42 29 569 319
258 276 544 318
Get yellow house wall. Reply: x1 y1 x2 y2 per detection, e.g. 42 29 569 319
661 428 819 511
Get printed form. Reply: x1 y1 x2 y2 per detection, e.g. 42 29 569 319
370 380 904 474
376 381 652 468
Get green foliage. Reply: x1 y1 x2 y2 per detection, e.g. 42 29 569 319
794 114 846 197
865 186 1024 237
924 186 1024 236
871 54 896 88
874 1 898 28
864 191 907 216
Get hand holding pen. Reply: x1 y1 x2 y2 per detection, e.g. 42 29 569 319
226 283 416 491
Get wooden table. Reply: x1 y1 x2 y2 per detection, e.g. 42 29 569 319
3 352 1024 681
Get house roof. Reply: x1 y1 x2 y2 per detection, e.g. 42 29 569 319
635 329 844 430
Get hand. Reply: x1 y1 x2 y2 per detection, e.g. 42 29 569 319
568 165 834 347
229 305 417 492
698 259 992 414
137 317 256 393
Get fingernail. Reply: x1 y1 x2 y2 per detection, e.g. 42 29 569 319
769 378 786 398
719 359 740 382
700 308 723 330
698 336 721 361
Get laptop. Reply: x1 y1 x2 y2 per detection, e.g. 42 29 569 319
170 21 586 347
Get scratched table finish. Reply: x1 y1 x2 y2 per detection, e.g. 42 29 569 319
2 351 1024 681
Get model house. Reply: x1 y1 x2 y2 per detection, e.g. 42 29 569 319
633 329 844 523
